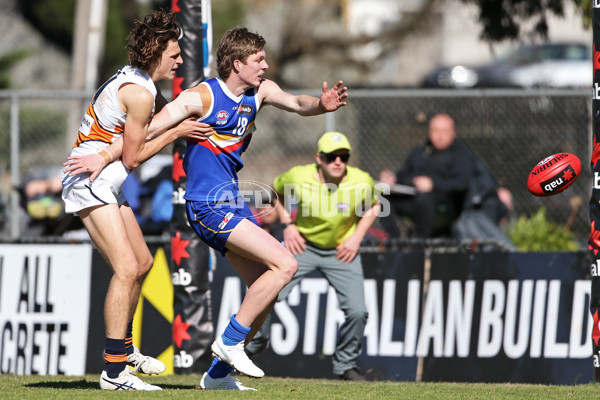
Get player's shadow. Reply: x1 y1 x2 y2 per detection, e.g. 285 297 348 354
26 379 97 390
26 380 195 390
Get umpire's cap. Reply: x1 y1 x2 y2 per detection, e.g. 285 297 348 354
317 131 352 153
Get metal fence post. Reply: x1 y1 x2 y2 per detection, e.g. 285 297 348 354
10 93 20 238
325 110 336 133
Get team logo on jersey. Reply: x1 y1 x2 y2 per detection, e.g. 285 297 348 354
237 104 254 115
216 110 229 120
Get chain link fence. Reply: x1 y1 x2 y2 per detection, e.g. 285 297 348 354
241 88 592 246
0 88 591 245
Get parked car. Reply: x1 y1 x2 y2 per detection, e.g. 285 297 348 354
421 42 591 89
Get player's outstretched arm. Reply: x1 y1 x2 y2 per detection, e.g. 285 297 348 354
261 79 348 116
130 117 213 168
64 86 212 181
63 117 212 181
64 120 212 183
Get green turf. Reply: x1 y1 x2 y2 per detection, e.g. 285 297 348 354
0 374 598 399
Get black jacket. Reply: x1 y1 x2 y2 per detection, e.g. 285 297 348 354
395 138 473 209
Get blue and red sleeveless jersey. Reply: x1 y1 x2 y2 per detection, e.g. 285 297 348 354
183 77 260 201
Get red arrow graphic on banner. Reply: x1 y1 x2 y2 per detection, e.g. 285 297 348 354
595 44 600 75
593 311 600 347
172 314 191 348
589 221 600 255
172 151 186 183
593 136 600 168
172 0 181 14
173 75 184 98
171 231 190 266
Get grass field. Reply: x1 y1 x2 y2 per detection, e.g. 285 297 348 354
1 374 599 399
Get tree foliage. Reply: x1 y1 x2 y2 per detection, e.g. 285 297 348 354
17 0 142 81
17 0 76 54
463 0 589 42
240 0 437 87
13 0 590 87
0 50 29 89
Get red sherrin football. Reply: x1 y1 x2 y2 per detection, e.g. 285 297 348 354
527 153 581 197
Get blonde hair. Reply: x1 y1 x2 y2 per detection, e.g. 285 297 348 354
216 27 266 79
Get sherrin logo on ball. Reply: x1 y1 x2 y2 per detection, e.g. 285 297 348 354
527 152 581 197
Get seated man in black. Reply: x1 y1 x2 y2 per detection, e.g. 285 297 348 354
379 113 474 238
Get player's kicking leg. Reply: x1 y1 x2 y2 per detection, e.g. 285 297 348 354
204 219 297 388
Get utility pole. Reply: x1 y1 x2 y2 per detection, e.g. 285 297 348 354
67 0 107 151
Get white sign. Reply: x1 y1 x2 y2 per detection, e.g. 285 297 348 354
0 244 92 375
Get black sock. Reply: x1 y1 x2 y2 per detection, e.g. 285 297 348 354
104 337 127 378
125 321 133 355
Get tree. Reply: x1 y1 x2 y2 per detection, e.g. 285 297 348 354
14 0 590 88
463 0 589 42
17 0 140 82
241 0 438 87
241 0 589 87
0 50 29 89
17 0 75 54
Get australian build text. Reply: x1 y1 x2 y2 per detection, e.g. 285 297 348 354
217 276 591 359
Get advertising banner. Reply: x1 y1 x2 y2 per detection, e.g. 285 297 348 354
170 0 214 374
211 250 593 384
423 252 591 384
589 0 600 382
211 250 425 381
0 244 92 375
1 241 590 383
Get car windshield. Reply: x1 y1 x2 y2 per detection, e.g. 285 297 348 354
507 43 590 64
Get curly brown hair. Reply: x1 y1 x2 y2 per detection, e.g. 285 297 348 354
216 27 266 80
127 9 181 72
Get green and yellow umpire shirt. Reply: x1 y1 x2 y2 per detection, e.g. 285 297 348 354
273 164 378 250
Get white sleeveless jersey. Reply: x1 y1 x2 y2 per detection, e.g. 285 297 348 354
61 65 157 213
73 65 157 148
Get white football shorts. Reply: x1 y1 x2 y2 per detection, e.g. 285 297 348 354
61 144 130 214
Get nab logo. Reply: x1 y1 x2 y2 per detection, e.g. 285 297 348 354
543 178 565 192
592 260 600 277
171 187 186 205
216 110 229 120
172 268 192 286
174 350 194 368
237 104 254 115
540 165 576 194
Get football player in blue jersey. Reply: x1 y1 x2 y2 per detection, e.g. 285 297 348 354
179 27 348 390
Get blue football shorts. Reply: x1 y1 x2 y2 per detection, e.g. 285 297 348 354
186 199 259 256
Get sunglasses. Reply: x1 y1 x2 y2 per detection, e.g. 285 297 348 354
320 152 350 163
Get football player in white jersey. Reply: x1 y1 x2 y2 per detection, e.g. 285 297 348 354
61 10 211 391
